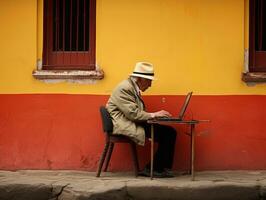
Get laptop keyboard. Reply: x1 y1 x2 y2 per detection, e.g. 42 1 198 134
155 117 182 121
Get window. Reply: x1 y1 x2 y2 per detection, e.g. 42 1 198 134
43 0 96 70
249 0 266 72
242 0 266 83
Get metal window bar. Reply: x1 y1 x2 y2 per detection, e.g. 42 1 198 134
83 0 86 63
63 0 65 64
56 0 59 64
256 0 266 51
259 0 263 51
45 0 49 66
53 0 89 52
75 0 79 65
76 0 79 52
83 0 86 52
70 0 73 63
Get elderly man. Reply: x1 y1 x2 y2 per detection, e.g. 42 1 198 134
106 62 177 178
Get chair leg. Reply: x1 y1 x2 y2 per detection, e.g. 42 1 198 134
96 142 110 177
104 142 114 172
130 142 139 177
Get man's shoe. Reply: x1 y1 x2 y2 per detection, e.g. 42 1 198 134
138 168 150 177
138 168 174 178
153 171 169 178
162 169 174 178
163 168 174 177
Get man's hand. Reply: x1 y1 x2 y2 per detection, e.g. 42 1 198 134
150 110 172 118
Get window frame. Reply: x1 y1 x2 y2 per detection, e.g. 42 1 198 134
242 0 266 83
42 0 96 70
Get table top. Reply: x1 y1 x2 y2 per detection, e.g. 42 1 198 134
147 119 210 124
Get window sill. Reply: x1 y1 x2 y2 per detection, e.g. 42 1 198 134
242 72 266 84
32 69 104 83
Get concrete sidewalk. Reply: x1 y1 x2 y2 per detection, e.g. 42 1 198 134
0 170 266 200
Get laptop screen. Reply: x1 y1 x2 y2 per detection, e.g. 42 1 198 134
178 92 193 119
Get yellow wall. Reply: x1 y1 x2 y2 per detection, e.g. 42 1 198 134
0 0 265 95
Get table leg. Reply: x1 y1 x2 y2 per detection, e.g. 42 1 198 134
150 124 154 180
191 124 195 181
189 125 192 175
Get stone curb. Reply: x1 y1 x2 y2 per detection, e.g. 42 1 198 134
0 170 266 200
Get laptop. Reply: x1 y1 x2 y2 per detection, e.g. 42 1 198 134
155 92 193 121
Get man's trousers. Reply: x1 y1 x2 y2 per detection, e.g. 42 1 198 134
143 124 177 172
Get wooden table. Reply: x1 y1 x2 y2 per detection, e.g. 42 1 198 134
148 119 209 181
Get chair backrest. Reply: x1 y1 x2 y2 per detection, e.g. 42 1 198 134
99 106 113 134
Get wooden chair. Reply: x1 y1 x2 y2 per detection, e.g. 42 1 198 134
96 106 139 177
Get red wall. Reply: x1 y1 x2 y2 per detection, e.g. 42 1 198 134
0 94 266 171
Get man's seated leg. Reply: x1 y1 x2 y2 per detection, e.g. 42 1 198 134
141 123 177 178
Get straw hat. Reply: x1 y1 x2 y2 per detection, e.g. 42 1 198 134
130 62 155 80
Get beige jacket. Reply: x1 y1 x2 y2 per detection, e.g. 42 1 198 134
106 78 151 145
